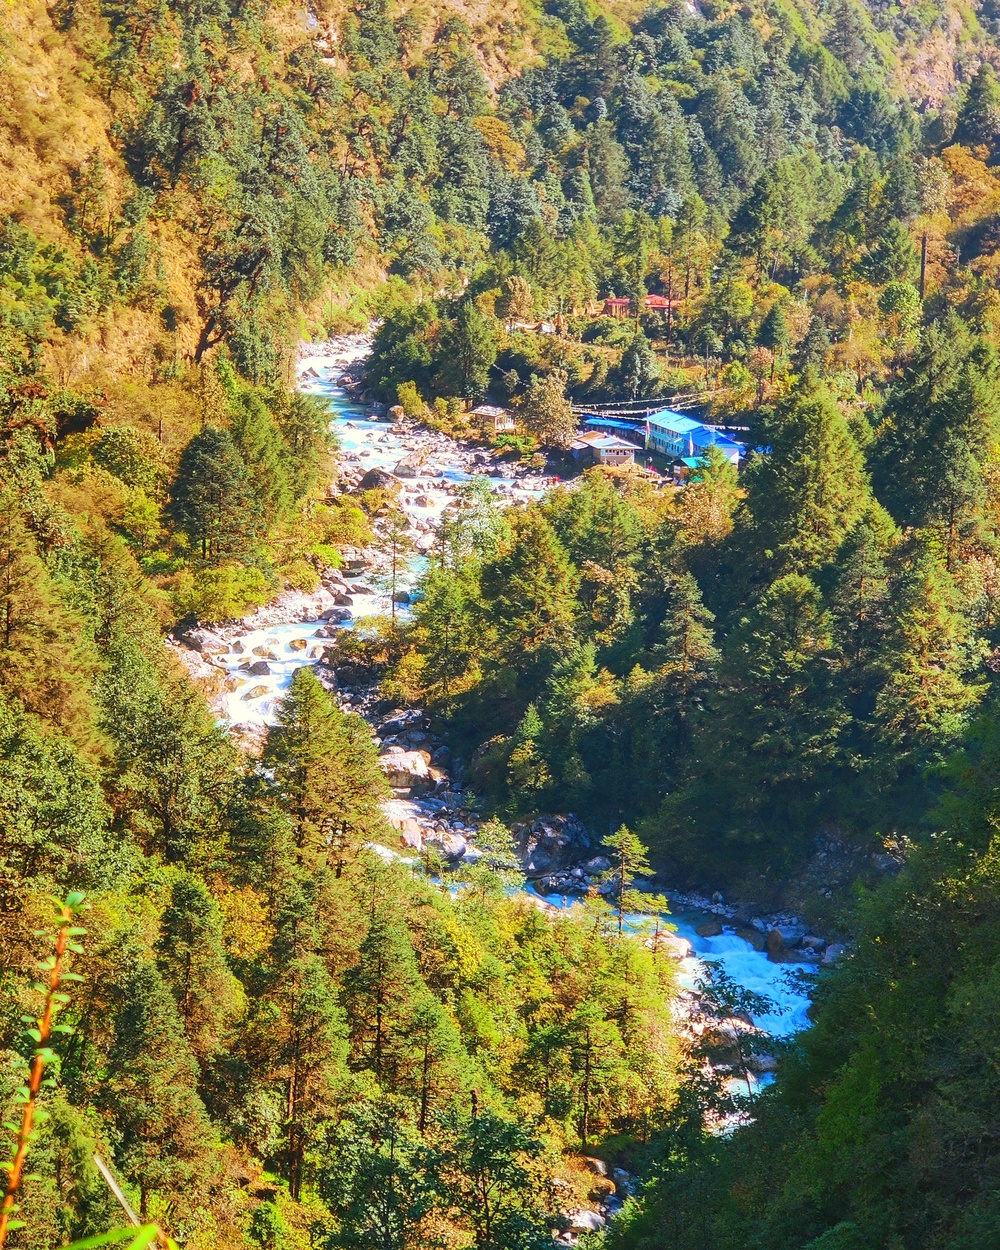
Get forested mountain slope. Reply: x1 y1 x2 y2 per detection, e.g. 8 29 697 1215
9 0 1000 1248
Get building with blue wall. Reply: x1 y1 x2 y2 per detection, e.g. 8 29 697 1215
644 409 743 464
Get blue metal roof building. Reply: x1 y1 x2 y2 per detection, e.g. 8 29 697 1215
644 409 743 464
582 415 647 447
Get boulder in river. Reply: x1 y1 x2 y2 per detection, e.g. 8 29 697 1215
393 450 427 478
379 748 433 792
289 638 308 651
178 626 228 654
358 467 402 494
243 685 270 700
247 660 271 676
320 607 353 623
515 813 595 874
399 824 423 850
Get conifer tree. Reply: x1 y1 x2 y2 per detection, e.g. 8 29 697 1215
99 641 235 863
0 494 97 740
264 667 390 873
318 1098 435 1250
875 548 985 761
653 574 849 865
458 817 524 901
601 824 653 934
436 299 498 399
230 393 292 526
738 373 869 580
167 425 261 561
155 870 244 1066
652 571 720 699
438 1110 554 1250
757 302 789 380
955 62 1000 159
343 913 423 1083
479 506 578 693
407 993 467 1132
871 318 1000 566
549 469 643 573
794 315 830 372
101 961 215 1220
279 954 348 1199
415 566 476 697
506 703 552 806
829 506 896 691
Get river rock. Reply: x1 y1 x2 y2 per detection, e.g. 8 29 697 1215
696 920 724 938
653 930 692 960
379 748 433 792
823 943 847 964
179 626 228 653
247 660 271 676
289 638 308 651
243 685 270 700
399 824 423 850
393 450 427 477
320 607 353 623
734 926 766 952
612 1169 635 1198
515 813 595 874
437 832 468 858
567 1210 605 1233
582 1158 608 1177
358 467 402 494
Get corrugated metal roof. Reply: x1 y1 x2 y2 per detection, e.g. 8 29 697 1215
647 409 703 434
583 416 644 431
589 436 637 450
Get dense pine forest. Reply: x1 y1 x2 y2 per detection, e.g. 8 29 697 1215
9 0 1000 1247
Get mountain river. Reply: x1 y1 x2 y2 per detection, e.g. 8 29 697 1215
206 337 814 1049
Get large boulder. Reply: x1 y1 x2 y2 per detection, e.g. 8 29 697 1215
246 660 271 676
358 467 402 494
379 748 433 792
393 450 427 478
178 626 228 654
515 813 595 875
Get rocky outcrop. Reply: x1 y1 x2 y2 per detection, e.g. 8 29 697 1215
514 814 595 875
